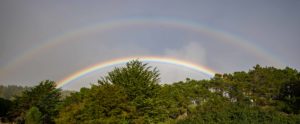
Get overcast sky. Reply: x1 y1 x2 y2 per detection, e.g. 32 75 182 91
1 0 299 90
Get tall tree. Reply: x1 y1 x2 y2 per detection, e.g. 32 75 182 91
56 60 168 123
10 80 61 124
100 60 160 100
98 60 164 123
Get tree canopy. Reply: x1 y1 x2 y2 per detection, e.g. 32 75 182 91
7 80 61 124
1 60 300 123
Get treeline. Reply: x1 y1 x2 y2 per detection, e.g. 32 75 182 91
0 85 74 100
0 60 299 123
0 85 30 100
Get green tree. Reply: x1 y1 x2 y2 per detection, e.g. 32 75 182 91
56 60 169 123
54 63 300 123
100 60 160 100
99 60 163 122
55 88 87 124
277 74 300 114
0 98 13 122
56 84 133 124
10 80 61 124
25 107 42 124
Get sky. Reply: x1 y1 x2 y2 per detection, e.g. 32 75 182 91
0 0 299 90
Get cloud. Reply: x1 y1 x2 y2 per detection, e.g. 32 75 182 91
153 42 209 84
164 42 207 64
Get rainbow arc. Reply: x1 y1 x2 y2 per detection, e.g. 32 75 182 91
1 17 283 75
56 56 216 88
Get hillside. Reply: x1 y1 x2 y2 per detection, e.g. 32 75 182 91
0 61 299 123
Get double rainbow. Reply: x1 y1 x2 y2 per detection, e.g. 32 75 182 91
56 56 216 88
1 17 283 76
0 17 284 88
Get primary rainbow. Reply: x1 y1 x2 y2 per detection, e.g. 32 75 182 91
56 56 216 88
1 17 284 76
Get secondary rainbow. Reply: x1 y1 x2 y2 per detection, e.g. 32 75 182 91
1 17 284 76
56 56 216 88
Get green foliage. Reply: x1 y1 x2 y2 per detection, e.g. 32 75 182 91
177 65 300 124
178 102 300 124
10 80 61 124
56 60 166 123
25 106 42 124
55 63 300 124
56 84 133 124
99 60 164 123
0 98 12 122
100 60 160 100
277 76 300 114
5 62 300 123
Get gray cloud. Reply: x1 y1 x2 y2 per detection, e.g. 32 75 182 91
164 42 207 65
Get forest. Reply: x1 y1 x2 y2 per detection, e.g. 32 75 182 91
0 60 299 124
